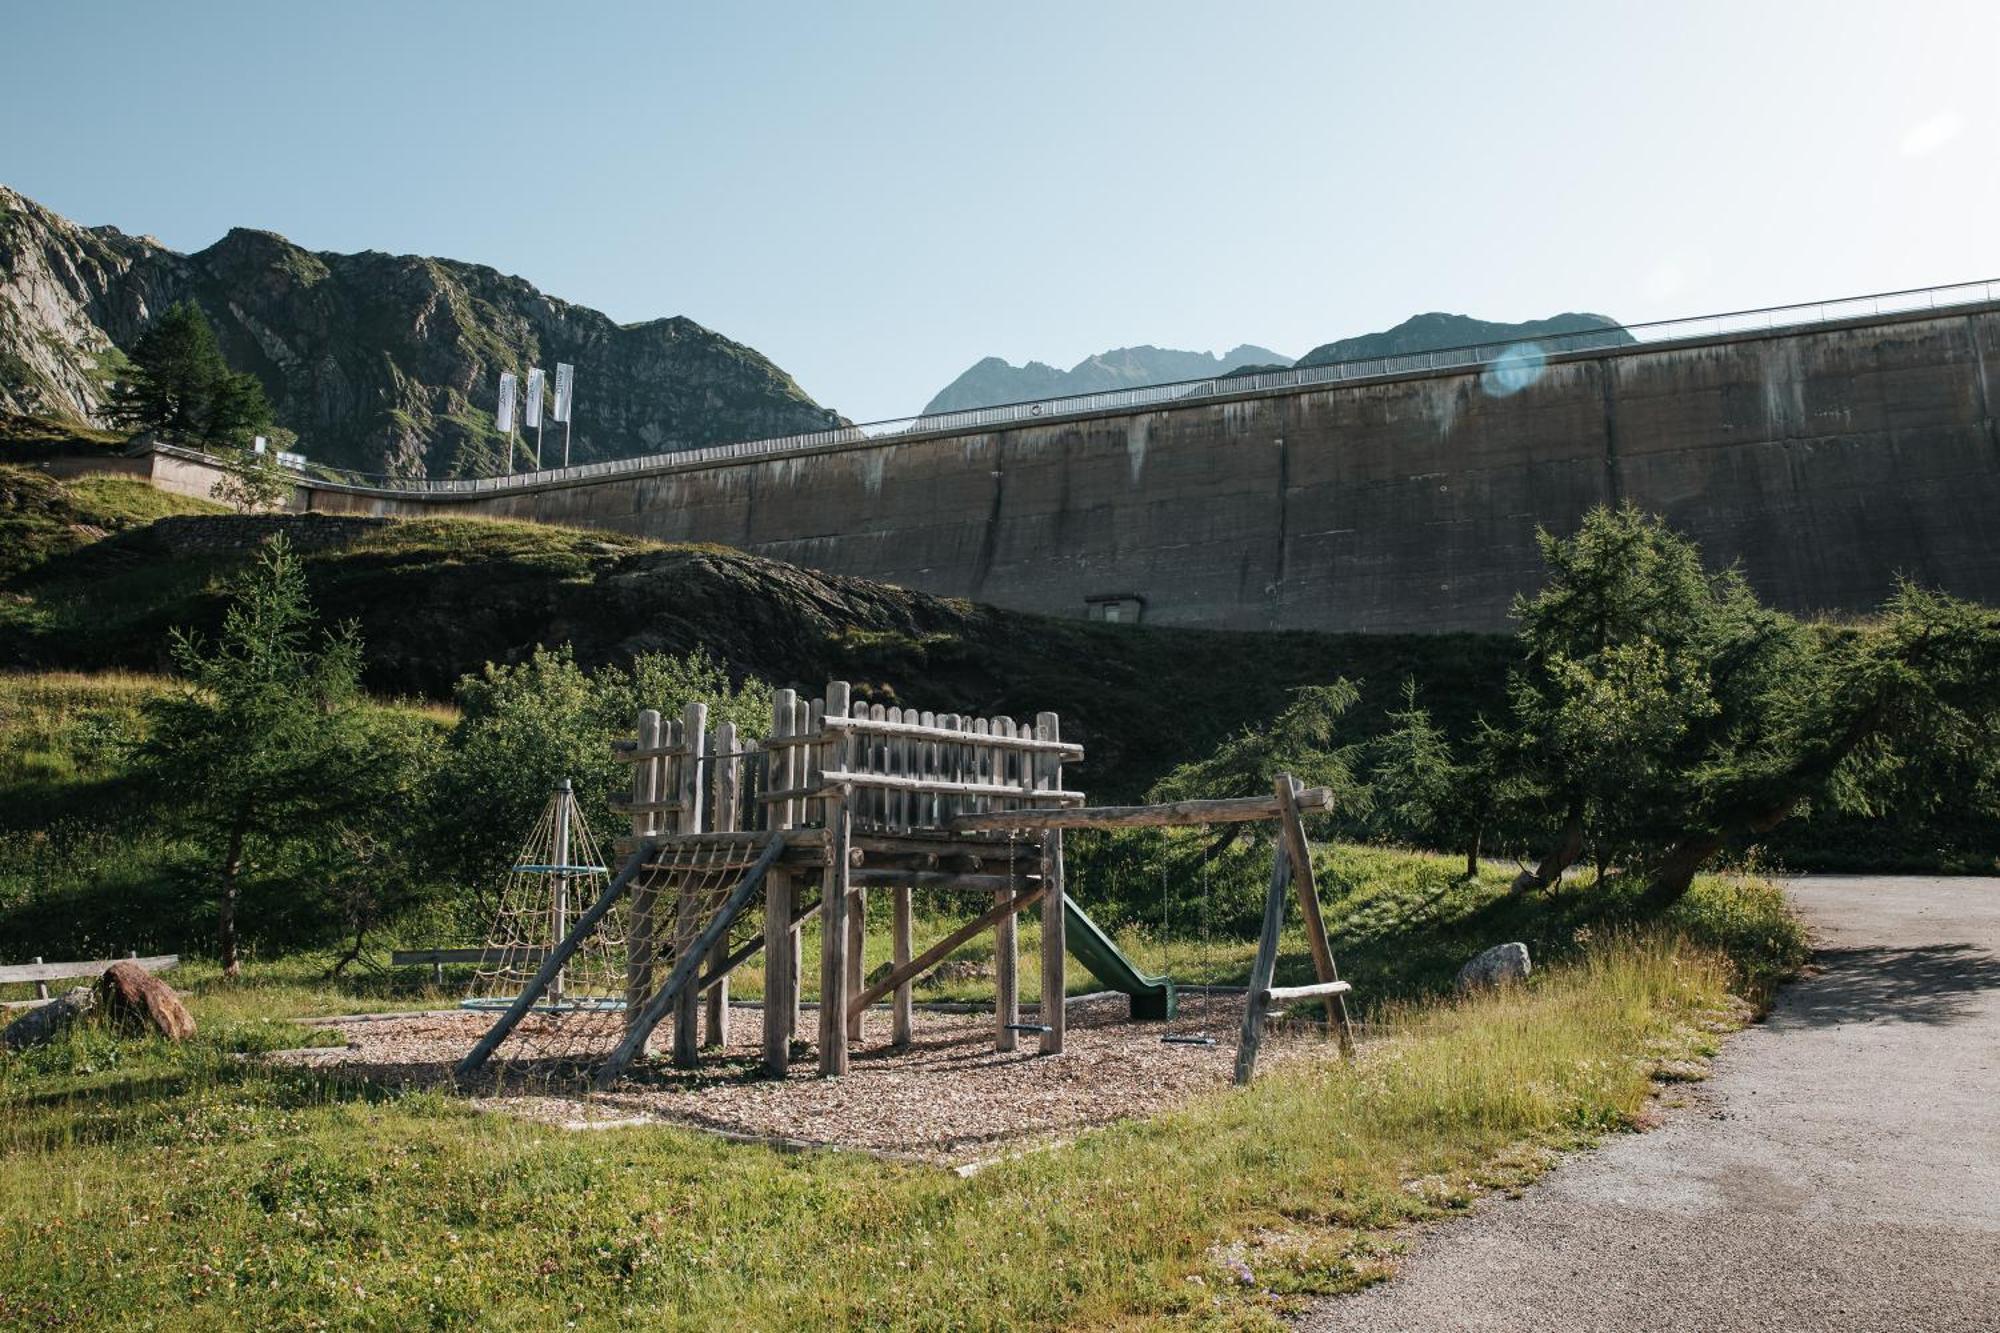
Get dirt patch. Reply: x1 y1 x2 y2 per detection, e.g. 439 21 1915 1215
275 992 1344 1166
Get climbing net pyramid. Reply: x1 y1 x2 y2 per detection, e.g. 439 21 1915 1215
464 783 781 1078
465 782 626 1070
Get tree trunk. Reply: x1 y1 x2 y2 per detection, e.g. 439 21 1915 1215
218 815 248 979
1646 800 1800 907
1464 822 1484 880
1509 805 1584 895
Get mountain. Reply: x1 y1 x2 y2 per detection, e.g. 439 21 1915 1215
922 344 1292 414
1295 311 1632 367
0 185 841 476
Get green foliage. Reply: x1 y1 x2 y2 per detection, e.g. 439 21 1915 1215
110 301 271 448
1147 680 1371 815
425 645 772 890
1367 679 1491 870
207 446 294 513
137 537 434 970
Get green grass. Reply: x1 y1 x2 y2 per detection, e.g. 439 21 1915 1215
0 465 225 583
0 929 1759 1331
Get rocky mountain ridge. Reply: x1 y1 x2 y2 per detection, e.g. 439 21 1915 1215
0 185 840 476
928 311 1633 411
922 343 1292 414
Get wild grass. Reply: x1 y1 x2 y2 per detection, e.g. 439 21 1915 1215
0 929 1751 1331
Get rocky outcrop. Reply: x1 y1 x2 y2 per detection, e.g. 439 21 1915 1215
1455 942 1532 993
93 961 195 1041
923 344 1293 414
0 184 842 477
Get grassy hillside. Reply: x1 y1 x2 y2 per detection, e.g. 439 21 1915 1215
0 494 1517 800
0 465 225 582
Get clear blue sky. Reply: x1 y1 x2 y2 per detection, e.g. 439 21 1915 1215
5 1 1995 421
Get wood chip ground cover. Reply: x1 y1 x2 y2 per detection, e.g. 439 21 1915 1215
279 992 1342 1165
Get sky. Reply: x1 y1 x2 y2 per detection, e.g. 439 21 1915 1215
4 1 1997 422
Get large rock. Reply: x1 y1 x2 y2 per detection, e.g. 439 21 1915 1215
1 986 96 1051
1455 942 1532 994
93 962 195 1042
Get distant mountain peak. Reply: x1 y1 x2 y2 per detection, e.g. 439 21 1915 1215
923 343 1294 414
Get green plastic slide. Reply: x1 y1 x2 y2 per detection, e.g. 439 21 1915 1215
1063 898 1176 1020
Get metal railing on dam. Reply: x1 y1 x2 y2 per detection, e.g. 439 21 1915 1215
280 277 2000 498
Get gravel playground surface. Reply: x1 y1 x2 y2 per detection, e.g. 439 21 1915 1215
1301 875 2000 1333
281 990 1340 1167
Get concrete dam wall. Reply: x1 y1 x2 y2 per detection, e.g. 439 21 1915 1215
294 303 2000 633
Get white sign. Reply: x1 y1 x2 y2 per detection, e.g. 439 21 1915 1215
552 363 574 423
496 372 518 433
524 367 545 429
253 436 268 454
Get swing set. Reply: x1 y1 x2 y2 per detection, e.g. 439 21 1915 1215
453 682 1355 1088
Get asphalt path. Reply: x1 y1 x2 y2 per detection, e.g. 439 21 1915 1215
1302 875 2000 1333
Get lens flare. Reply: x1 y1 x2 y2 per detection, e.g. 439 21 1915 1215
1481 342 1547 397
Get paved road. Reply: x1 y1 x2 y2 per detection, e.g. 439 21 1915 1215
1303 876 2000 1333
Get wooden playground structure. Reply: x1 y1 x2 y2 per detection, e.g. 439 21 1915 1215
456 682 1354 1089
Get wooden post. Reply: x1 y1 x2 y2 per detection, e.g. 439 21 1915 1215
550 779 572 1005
847 698 879 1043
625 710 663 1035
704 721 737 1049
891 879 913 1047
761 691 797 1076
670 701 708 1068
1234 774 1297 1086
32 958 47 1003
795 694 817 1043
992 717 1020 1053
1276 775 1354 1055
1036 712 1066 1055
818 683 853 1076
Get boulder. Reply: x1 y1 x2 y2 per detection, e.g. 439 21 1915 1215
93 961 196 1042
2 986 96 1051
1455 942 1532 994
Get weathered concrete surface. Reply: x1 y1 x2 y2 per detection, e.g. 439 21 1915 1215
1300 876 2000 1333
296 305 2000 632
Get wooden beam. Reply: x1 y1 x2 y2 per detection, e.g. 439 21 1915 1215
0 954 179 985
891 883 913 1047
1233 775 1297 1087
848 869 1036 891
670 701 708 1069
1037 711 1067 1056
761 772 1086 804
391 947 543 967
948 787 1334 832
816 712 1084 758
847 884 1047 1019
817 686 855 1077
761 690 798 1076
1274 775 1354 1053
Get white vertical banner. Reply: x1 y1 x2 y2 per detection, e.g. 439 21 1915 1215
524 368 545 429
495 372 518 433
552 363 574 423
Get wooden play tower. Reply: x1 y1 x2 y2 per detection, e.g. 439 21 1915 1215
456 682 1353 1087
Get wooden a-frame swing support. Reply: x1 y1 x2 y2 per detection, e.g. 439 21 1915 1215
966 772 1356 1085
